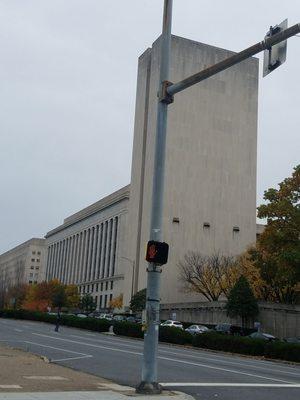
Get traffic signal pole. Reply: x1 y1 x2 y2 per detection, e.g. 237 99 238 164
136 0 173 395
137 1 299 394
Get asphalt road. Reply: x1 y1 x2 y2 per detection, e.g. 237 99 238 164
0 318 299 400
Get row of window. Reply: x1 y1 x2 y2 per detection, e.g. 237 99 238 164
29 273 39 278
31 258 40 262
32 251 41 255
94 293 113 309
46 217 119 284
30 266 39 270
80 280 113 294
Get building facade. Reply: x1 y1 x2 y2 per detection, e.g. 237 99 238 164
43 35 259 311
122 35 259 307
0 238 46 289
45 185 129 310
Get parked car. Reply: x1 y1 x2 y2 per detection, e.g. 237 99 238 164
283 337 300 344
76 313 87 318
126 316 137 323
97 313 113 320
214 323 245 336
113 315 126 321
248 332 277 341
185 324 210 335
160 320 183 329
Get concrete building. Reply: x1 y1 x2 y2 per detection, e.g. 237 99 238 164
0 238 46 289
122 35 258 307
45 186 129 310
44 35 259 311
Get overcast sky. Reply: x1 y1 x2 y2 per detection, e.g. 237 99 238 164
0 0 299 254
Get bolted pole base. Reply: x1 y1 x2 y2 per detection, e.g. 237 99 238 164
136 381 163 395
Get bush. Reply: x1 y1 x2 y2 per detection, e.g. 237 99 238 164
0 309 110 333
159 326 193 345
113 321 143 338
265 341 300 363
193 332 265 356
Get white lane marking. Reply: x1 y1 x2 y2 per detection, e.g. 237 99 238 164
71 334 300 378
32 333 141 356
0 385 22 389
99 383 133 391
161 383 300 388
51 355 93 362
24 341 91 356
24 376 68 381
157 348 300 378
14 328 23 332
32 333 294 384
158 355 294 384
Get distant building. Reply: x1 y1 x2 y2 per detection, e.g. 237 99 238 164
123 35 259 307
45 186 129 310
44 35 260 310
0 238 46 289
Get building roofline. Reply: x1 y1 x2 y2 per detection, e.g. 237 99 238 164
45 184 130 238
0 238 45 259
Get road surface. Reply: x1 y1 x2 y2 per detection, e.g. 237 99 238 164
0 318 299 400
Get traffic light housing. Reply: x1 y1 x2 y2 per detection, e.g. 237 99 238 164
145 241 169 265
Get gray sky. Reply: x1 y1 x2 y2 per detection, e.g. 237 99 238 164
1 0 299 254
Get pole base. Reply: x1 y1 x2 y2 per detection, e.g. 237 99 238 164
136 381 162 394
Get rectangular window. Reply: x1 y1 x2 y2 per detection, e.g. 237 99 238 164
109 293 113 303
34 273 38 278
95 295 98 307
99 295 102 308
92 284 94 292
110 281 113 290
96 283 99 291
29 280 32 284
105 281 108 291
36 259 40 262
30 266 34 269
104 295 107 308
31 259 35 262
87 284 90 292
35 266 39 270
37 251 41 255
101 282 103 291
32 251 36 255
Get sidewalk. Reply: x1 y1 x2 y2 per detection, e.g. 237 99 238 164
0 345 193 399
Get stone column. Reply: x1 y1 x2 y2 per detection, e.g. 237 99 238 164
100 222 107 279
96 224 103 279
90 225 98 282
108 218 117 278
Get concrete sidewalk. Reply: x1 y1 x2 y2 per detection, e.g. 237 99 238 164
0 344 193 399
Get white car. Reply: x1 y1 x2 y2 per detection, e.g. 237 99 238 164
160 320 183 329
185 324 210 335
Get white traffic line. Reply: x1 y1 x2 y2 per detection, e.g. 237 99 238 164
23 340 93 362
32 333 142 356
66 333 300 379
31 333 294 384
0 385 22 389
161 382 300 388
157 348 300 378
24 376 68 381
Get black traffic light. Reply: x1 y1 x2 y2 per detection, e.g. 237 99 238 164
145 241 169 266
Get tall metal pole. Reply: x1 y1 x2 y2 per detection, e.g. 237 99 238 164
136 0 173 394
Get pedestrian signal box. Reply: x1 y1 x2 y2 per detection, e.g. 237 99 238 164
145 241 169 265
